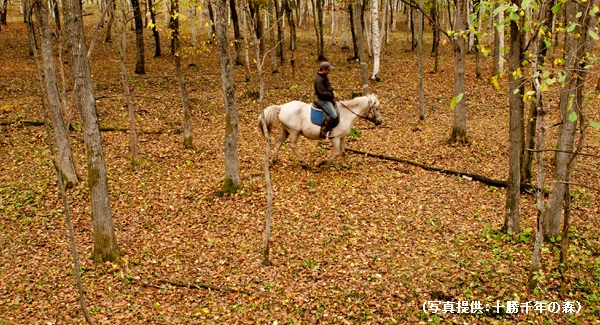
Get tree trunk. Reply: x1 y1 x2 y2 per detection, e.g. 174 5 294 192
49 0 61 31
63 0 121 263
268 0 278 72
274 0 285 63
450 0 468 144
148 0 161 57
214 0 241 194
130 0 146 74
311 0 326 61
0 0 8 26
492 1 504 76
349 3 358 60
117 0 139 170
230 0 243 65
543 0 599 239
504 0 524 233
33 0 80 188
417 0 424 119
171 0 193 148
522 4 553 184
24 0 37 56
353 0 369 95
104 0 116 43
369 0 381 81
285 0 297 80
250 2 265 55
528 32 547 290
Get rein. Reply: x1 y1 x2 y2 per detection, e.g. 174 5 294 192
338 100 374 122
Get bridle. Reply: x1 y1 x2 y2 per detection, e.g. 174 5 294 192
338 98 379 124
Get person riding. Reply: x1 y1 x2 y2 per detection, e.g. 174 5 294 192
314 61 339 139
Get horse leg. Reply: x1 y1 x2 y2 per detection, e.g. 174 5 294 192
272 130 289 164
287 133 308 167
339 137 349 168
318 137 342 167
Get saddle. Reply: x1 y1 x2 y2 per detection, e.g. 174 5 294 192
310 101 338 127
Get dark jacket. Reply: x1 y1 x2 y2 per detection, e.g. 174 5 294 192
314 73 334 102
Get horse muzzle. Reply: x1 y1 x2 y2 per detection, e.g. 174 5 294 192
374 119 382 126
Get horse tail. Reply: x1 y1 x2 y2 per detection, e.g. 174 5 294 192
258 105 281 139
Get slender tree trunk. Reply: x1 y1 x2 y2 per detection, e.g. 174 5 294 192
33 0 80 188
215 0 241 194
104 0 116 43
450 0 468 144
417 0 424 119
528 38 547 291
274 0 285 63
240 1 252 80
353 0 369 95
148 0 161 57
504 0 524 233
171 0 193 148
34 56 96 325
311 0 326 61
230 0 243 65
49 0 61 31
0 0 8 26
492 1 504 76
543 0 599 239
269 0 278 72
250 1 265 54
25 0 37 56
431 0 439 72
63 0 121 263
117 0 139 170
131 0 146 74
285 0 297 80
522 4 553 184
349 3 358 59
206 0 216 41
369 0 381 81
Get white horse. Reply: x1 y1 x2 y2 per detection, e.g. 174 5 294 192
258 94 382 167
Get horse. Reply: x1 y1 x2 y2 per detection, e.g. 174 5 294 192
258 94 382 168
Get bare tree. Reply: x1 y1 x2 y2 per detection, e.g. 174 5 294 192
543 0 600 239
215 0 241 194
148 0 161 57
63 0 121 262
171 0 193 148
449 0 469 144
370 0 381 81
503 0 525 233
33 0 80 188
312 0 327 61
116 0 139 169
417 0 424 119
353 0 369 95
131 0 146 74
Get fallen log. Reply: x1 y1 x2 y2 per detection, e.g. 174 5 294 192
346 148 536 192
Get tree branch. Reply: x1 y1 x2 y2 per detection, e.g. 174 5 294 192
347 148 535 192
157 279 250 294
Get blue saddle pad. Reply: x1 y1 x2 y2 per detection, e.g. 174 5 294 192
311 106 325 126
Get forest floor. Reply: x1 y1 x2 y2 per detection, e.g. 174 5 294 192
1 6 600 325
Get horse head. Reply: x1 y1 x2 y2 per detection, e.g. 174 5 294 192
366 94 382 126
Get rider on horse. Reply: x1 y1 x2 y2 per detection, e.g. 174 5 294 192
314 61 339 139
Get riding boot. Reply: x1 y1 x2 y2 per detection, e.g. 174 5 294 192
320 115 337 139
